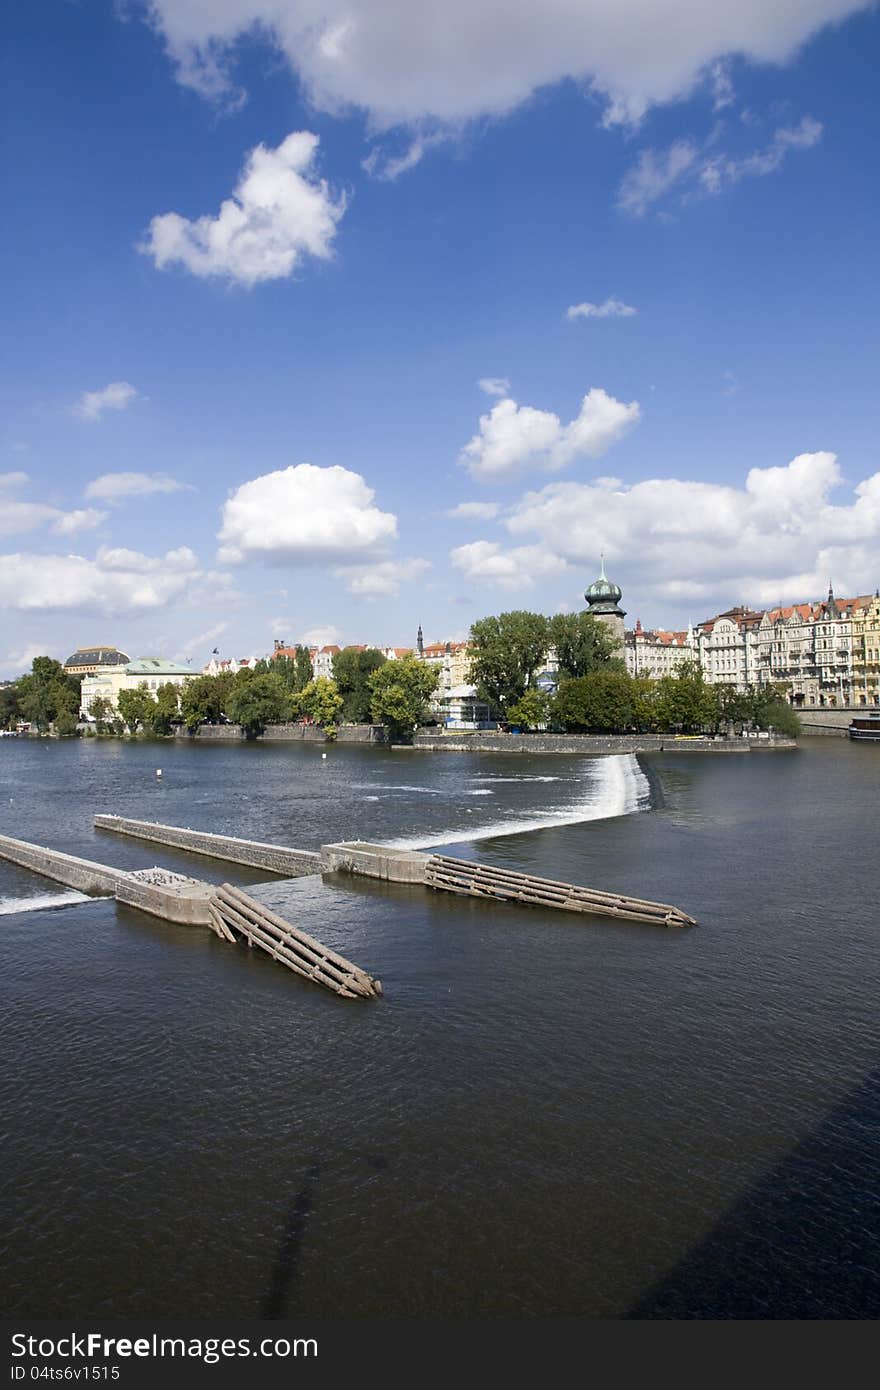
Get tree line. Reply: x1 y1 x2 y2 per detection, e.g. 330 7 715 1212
468 610 800 736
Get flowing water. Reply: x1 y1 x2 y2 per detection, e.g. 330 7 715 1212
1 736 878 1318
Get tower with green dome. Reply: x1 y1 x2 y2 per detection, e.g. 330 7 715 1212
584 556 626 653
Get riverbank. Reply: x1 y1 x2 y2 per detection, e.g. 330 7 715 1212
408 731 798 755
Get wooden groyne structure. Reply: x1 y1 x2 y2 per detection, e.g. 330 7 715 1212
210 883 380 997
424 854 696 927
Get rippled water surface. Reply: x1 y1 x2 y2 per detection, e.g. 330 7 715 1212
2 736 878 1318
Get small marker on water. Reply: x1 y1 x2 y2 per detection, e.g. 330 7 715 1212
321 752 327 760
156 768 162 778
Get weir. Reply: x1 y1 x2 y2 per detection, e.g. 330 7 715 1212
95 818 698 928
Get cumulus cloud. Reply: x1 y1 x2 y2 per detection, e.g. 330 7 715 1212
0 546 209 616
0 474 108 539
491 451 880 608
217 463 397 565
141 131 345 287
566 298 637 320
460 388 641 482
342 557 431 598
84 472 190 503
51 509 108 536
619 116 823 215
450 540 568 590
74 381 140 423
478 378 511 398
446 501 502 521
141 2 867 132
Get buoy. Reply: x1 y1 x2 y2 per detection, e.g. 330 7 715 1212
321 752 327 760
156 769 162 778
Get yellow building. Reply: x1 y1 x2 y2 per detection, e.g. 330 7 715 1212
851 592 880 706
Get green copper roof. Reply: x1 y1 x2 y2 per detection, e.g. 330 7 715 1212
584 555 624 613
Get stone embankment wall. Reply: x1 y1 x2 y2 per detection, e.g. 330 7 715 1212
0 833 213 926
95 816 322 877
174 723 386 744
410 732 797 755
798 709 861 737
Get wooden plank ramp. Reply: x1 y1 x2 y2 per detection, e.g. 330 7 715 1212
210 883 382 998
424 855 696 928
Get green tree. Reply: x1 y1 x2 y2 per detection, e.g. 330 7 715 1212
299 677 344 726
180 672 236 729
295 646 313 691
548 611 620 679
224 672 292 737
655 661 719 733
468 611 550 715
553 669 640 732
147 682 181 736
506 689 551 731
17 657 81 732
369 655 439 741
53 708 79 737
86 694 113 733
117 684 157 735
0 683 23 729
332 647 387 722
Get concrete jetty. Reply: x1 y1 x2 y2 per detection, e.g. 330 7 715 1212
95 814 321 877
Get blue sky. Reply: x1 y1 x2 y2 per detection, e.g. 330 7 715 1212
2 0 879 675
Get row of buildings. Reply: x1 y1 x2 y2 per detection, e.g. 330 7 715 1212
625 586 880 708
64 565 880 724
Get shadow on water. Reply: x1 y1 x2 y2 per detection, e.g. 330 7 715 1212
629 1067 880 1319
259 1160 323 1319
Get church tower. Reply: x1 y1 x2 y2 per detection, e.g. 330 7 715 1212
584 556 626 654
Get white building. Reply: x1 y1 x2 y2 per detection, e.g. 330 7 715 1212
81 657 198 717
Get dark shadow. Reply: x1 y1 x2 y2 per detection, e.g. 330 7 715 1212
629 1068 880 1318
259 1161 322 1319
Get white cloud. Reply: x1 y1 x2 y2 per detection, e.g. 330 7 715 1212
178 622 229 659
496 451 880 610
300 625 341 647
74 382 140 422
566 298 637 320
362 130 450 180
84 472 190 502
478 377 511 398
51 509 108 536
450 540 568 590
460 388 641 482
342 557 430 598
142 2 867 132
617 140 699 216
0 546 208 616
0 474 108 539
620 116 822 215
446 501 502 520
710 61 735 112
217 463 397 565
141 131 345 287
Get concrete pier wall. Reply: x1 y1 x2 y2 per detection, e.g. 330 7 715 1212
0 833 213 926
95 815 322 877
320 842 430 884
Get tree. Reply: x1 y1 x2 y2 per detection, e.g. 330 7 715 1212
17 657 81 732
654 662 718 733
295 646 313 691
117 684 157 735
332 647 387 722
224 672 292 737
87 694 113 733
180 672 236 729
468 611 550 714
506 689 551 731
147 682 181 736
369 655 439 741
298 677 344 727
553 669 640 733
548 611 620 679
0 683 22 730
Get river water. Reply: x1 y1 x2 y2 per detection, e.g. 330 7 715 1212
1 736 878 1318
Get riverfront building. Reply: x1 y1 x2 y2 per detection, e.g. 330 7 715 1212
63 645 129 677
80 657 197 717
584 558 626 654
